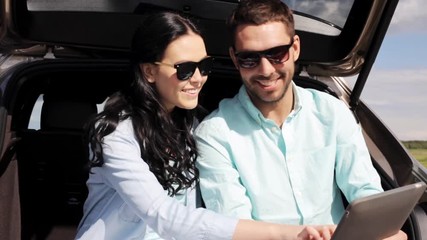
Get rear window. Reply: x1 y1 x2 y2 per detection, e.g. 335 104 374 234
27 0 138 12
27 0 354 36
29 95 106 130
284 0 354 29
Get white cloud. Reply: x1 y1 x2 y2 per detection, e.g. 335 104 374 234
363 69 427 107
357 68 427 140
389 0 427 33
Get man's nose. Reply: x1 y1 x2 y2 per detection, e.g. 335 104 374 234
258 57 276 75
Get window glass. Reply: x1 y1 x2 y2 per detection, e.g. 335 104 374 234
28 94 42 130
27 0 141 12
28 94 106 130
26 0 353 36
283 0 354 29
28 0 354 28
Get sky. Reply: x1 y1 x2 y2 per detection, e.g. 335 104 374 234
357 0 427 141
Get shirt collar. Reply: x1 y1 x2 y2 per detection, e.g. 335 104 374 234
237 82 303 125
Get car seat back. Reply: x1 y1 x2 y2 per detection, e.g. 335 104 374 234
17 94 97 240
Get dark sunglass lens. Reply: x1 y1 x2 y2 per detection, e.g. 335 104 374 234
176 62 196 80
237 53 260 69
265 45 290 64
199 57 214 76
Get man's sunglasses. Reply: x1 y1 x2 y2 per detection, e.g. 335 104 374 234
154 56 214 81
234 39 294 69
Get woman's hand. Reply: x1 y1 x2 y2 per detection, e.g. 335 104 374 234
296 225 336 240
383 230 407 240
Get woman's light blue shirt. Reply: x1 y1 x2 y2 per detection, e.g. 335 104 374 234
76 119 237 240
195 84 383 225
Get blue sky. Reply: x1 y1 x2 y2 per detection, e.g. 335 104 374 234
359 0 427 140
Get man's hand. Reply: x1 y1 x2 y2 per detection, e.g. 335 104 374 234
297 225 336 240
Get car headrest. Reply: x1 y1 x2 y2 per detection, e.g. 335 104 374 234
40 99 97 131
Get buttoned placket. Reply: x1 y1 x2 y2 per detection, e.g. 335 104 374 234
281 110 307 224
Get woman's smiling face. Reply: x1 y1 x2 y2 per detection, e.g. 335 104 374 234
142 32 209 112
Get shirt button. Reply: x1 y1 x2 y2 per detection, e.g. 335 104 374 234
296 191 302 197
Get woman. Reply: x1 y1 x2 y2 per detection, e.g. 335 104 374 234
75 11 334 240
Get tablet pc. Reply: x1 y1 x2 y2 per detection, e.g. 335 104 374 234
331 182 426 240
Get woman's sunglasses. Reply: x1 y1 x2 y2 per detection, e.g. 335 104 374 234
154 56 214 81
234 39 294 69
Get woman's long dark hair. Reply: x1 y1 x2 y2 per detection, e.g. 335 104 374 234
86 11 203 196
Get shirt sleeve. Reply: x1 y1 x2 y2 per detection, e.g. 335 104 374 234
334 102 383 202
195 120 253 219
99 120 238 240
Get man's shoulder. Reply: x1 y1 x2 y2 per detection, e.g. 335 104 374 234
297 86 345 109
296 86 356 125
196 96 241 134
203 96 241 120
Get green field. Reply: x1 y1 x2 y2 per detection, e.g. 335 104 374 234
402 141 427 168
407 148 427 168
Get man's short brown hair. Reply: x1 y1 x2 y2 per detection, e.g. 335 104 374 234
227 0 295 47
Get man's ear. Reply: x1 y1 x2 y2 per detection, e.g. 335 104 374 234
139 63 156 83
229 47 240 70
292 35 301 62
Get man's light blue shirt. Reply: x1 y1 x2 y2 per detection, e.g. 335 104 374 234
195 83 383 225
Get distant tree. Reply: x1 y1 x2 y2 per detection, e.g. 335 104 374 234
402 141 427 149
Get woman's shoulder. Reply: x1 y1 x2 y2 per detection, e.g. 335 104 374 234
104 118 137 143
116 118 134 132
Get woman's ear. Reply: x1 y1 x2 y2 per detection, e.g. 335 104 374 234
139 63 156 83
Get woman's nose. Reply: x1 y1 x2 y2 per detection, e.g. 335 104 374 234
189 68 203 83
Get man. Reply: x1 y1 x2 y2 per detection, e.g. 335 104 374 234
195 0 406 239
